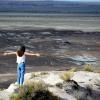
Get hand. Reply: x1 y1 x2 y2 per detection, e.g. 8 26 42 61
36 53 40 57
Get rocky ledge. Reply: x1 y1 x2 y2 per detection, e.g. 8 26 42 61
0 71 100 100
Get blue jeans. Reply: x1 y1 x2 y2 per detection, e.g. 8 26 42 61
17 63 25 85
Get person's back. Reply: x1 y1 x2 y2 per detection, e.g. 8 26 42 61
3 45 40 85
16 45 26 85
16 48 26 64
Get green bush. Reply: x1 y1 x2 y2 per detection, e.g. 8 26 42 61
0 88 4 91
60 70 74 81
10 81 59 100
32 72 48 78
70 67 77 72
10 93 20 100
83 64 93 72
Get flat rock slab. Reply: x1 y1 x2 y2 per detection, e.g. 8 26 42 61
0 90 10 100
49 87 76 100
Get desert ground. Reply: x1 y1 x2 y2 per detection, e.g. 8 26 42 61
0 28 100 88
0 13 100 88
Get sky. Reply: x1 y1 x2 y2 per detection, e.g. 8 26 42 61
4 0 100 2
58 0 100 1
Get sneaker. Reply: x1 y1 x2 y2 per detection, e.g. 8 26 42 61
15 82 19 85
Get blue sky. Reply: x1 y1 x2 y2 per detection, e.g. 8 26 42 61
64 0 100 2
56 0 100 2
5 0 100 2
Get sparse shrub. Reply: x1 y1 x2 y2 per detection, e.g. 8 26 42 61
10 93 21 100
95 70 100 73
83 64 93 72
32 72 38 78
32 72 48 78
10 81 59 100
40 72 48 76
60 70 74 81
70 67 77 72
95 68 100 73
0 88 4 91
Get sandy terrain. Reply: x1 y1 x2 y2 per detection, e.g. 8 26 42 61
0 28 100 88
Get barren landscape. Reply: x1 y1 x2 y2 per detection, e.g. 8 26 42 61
0 28 100 88
0 11 100 89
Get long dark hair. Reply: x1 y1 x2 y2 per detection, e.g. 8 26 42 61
17 45 25 57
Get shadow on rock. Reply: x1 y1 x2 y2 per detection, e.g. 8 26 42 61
57 80 100 100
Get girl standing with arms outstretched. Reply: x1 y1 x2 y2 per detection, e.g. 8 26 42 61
4 45 40 85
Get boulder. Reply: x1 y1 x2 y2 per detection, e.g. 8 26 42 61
42 73 63 86
24 73 33 80
6 83 19 94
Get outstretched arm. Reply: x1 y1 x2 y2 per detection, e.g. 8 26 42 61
3 51 16 56
25 52 40 56
3 51 40 56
